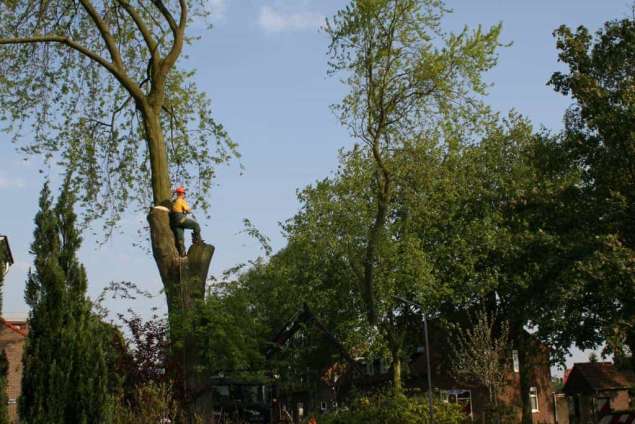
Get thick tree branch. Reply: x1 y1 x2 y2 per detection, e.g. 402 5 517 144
0 35 145 104
78 0 125 71
115 0 160 71
160 0 187 72
151 0 178 35
147 0 187 104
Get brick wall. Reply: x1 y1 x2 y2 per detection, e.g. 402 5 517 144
0 320 28 424
409 327 555 423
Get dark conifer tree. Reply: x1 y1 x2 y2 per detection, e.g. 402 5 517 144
20 180 112 424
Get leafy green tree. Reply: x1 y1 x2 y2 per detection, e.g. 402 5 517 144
20 181 114 424
546 15 635 362
0 1 235 217
0 1 236 412
325 0 501 325
195 283 268 376
234 110 560 418
324 0 502 391
273 115 537 394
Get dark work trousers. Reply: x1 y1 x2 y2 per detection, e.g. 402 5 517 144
171 212 202 242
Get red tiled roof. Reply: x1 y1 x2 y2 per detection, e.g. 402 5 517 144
0 319 27 338
563 362 635 395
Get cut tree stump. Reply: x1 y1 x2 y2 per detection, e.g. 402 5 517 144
147 206 215 421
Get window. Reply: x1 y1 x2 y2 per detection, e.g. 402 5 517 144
213 385 229 398
365 360 374 376
380 358 389 374
440 389 472 417
596 397 611 415
512 350 520 373
297 402 304 419
529 387 539 412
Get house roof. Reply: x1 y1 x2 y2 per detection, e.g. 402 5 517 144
0 235 13 267
563 362 635 395
0 319 27 338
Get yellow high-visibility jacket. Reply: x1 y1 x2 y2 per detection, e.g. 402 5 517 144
172 197 191 214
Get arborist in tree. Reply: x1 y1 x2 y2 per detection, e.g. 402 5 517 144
171 186 203 256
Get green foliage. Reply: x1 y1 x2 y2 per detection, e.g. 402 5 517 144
318 392 465 424
325 0 502 322
320 0 505 389
525 14 635 359
19 180 119 424
283 115 534 328
325 0 501 144
195 281 269 375
108 382 180 424
0 0 237 229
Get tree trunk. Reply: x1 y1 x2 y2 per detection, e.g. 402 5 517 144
516 332 533 424
147 206 214 422
388 330 403 395
362 175 390 325
392 354 402 394
143 108 172 207
626 331 635 372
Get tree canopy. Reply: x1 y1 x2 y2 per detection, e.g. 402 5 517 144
0 0 237 230
543 16 635 359
325 0 501 325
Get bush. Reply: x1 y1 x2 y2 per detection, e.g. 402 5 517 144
108 383 179 424
318 391 466 424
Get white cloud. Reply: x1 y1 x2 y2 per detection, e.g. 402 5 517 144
0 174 25 189
258 5 323 33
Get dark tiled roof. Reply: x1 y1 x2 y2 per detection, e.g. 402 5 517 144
563 362 635 395
0 236 13 266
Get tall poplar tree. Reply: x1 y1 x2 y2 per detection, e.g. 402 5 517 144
324 0 501 391
20 181 112 424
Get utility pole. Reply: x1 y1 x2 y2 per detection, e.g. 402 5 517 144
393 296 434 423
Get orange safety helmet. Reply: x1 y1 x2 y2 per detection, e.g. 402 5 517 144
174 186 186 194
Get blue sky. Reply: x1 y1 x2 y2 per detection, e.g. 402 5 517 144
0 0 631 368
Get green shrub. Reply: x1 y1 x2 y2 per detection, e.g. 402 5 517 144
318 391 466 424
108 383 179 424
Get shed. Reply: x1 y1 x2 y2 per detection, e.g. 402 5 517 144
563 362 635 423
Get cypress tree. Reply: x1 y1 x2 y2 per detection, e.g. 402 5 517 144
20 180 112 424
